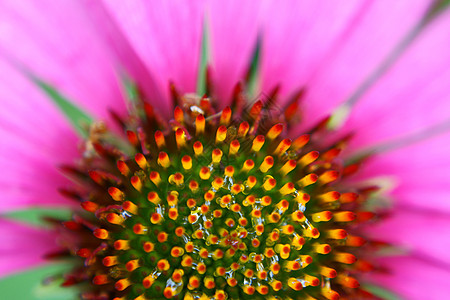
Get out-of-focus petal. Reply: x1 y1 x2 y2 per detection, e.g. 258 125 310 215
365 209 450 265
364 256 450 300
260 0 432 129
355 131 450 214
0 0 126 122
0 219 58 277
0 60 78 212
207 0 263 105
96 0 205 110
259 0 364 105
343 9 450 150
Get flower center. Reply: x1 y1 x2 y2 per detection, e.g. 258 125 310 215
59 94 375 300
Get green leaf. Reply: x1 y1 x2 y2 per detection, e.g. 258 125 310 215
197 23 209 95
364 284 400 300
33 78 93 138
121 75 140 104
426 0 450 21
0 263 78 300
3 208 72 226
247 37 261 96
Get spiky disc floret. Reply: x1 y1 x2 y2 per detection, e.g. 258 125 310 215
60 95 377 300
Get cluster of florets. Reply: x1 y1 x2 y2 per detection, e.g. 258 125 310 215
58 92 376 300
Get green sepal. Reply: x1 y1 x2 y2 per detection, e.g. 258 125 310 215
32 77 93 138
197 21 210 95
4 207 72 226
246 36 262 96
0 262 79 300
363 284 400 300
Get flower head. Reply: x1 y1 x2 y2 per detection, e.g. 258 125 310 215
55 92 378 299
1 1 450 300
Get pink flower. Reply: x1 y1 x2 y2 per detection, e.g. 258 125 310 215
1 1 450 299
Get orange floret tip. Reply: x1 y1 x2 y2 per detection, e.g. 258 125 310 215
143 242 155 253
133 224 147 235
314 243 332 254
216 125 228 143
154 130 166 148
320 266 337 278
338 275 360 288
252 135 265 152
323 289 340 300
193 141 203 155
93 275 109 285
259 156 274 173
114 240 130 250
322 148 342 161
157 259 170 271
319 191 341 203
356 211 376 222
335 252 357 264
76 248 91 258
298 173 318 187
106 213 123 225
273 138 292 155
157 152 170 168
238 121 250 137
115 278 131 291
319 170 339 184
126 130 139 146
212 148 223 163
157 232 168 243
126 259 140 271
199 166 210 180
298 150 319 166
291 134 310 150
267 123 283 140
249 100 263 118
123 201 138 214
117 160 130 176
288 278 303 291
174 106 184 123
346 235 366 247
312 211 333 222
103 256 118 267
108 187 124 201
284 95 300 122
340 192 359 203
163 287 175 299
326 229 348 239
93 228 109 239
130 175 142 191
334 211 356 222
135 153 148 169
175 128 187 148
279 159 297 175
81 201 98 212
195 115 205 135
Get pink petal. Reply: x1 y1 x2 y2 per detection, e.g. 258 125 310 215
355 131 450 214
207 0 263 105
80 0 170 116
0 219 58 277
260 0 432 130
343 9 450 150
365 209 450 265
259 0 364 106
96 0 205 110
364 256 450 299
0 60 78 212
0 0 127 122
